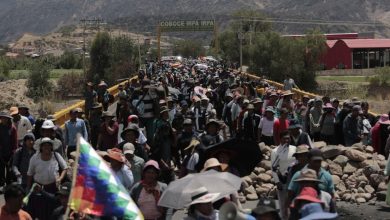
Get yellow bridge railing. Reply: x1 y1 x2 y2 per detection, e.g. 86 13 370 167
54 77 137 127
54 72 377 127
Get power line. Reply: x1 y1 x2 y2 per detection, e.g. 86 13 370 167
235 17 389 28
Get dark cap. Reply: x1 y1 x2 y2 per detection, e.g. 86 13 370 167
288 119 302 129
180 100 188 107
309 148 323 161
252 198 278 216
23 133 36 141
18 106 29 110
142 79 151 85
352 105 363 114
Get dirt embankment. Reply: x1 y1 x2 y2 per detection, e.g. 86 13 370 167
0 79 82 117
0 79 35 112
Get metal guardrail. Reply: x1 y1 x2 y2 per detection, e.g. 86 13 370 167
54 77 137 127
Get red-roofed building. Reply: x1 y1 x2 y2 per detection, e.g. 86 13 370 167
321 39 390 69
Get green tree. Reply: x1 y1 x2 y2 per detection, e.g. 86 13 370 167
218 31 240 63
173 40 205 58
111 36 136 64
26 61 53 100
89 32 111 83
0 57 11 79
248 30 326 91
58 51 80 69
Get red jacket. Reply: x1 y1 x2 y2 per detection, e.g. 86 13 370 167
371 122 381 153
273 118 289 145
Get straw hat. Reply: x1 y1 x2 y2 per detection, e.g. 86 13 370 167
98 81 108 87
9 106 19 116
189 187 220 206
264 107 275 114
107 148 125 163
282 90 294 96
294 169 322 183
201 158 222 172
293 144 310 157
35 137 58 151
247 104 255 110
252 98 263 104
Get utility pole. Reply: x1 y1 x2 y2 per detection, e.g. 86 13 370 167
138 34 142 70
80 18 104 80
238 19 244 72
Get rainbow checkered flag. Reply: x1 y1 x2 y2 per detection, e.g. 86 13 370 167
69 137 143 220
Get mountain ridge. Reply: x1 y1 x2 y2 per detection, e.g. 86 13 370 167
1 0 389 43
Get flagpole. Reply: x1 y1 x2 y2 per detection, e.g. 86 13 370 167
65 133 82 219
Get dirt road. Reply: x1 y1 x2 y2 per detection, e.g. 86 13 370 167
337 201 390 220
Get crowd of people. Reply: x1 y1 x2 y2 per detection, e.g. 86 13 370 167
0 57 390 220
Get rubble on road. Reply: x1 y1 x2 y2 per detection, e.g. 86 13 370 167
241 142 389 204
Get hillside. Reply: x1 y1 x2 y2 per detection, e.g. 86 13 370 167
1 0 389 43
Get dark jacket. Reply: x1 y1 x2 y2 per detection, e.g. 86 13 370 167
290 131 312 148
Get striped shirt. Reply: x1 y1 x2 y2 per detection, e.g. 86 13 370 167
142 94 154 118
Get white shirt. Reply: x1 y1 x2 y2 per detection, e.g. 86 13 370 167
271 144 296 184
258 117 276 136
27 152 67 185
14 116 32 141
113 165 134 191
186 152 199 172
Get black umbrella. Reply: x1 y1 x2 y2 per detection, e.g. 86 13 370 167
203 138 262 177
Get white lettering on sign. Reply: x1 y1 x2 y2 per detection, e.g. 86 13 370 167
160 20 215 31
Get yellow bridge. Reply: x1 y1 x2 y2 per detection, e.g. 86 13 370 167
52 72 367 127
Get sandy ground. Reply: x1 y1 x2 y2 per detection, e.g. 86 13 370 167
0 79 35 111
0 79 82 117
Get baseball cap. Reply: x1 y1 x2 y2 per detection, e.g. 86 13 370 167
123 143 135 155
41 120 55 129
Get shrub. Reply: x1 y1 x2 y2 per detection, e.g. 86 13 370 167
26 61 53 101
57 71 85 97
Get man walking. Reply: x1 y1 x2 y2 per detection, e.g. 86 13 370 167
271 130 296 220
64 109 88 159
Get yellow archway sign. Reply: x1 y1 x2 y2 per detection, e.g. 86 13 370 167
157 20 217 62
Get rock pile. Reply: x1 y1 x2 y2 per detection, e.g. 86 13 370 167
240 142 389 204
